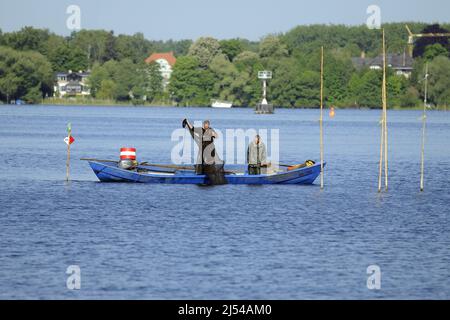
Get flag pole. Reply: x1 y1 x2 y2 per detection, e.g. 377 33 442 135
66 123 71 182
320 46 324 190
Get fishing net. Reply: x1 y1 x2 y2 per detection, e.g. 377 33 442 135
202 163 228 185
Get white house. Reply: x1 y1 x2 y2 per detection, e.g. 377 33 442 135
145 51 177 88
55 70 90 97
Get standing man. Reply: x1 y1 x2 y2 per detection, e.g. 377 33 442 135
182 119 227 185
247 135 267 175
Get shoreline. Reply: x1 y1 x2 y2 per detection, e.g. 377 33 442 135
31 103 450 112
1 100 448 111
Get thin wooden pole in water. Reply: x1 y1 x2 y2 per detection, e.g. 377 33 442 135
420 63 429 192
378 29 388 192
320 46 324 190
66 124 71 182
378 113 384 193
382 29 389 191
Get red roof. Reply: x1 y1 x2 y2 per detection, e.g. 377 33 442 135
145 51 177 66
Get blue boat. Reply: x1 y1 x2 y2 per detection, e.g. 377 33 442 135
87 160 324 185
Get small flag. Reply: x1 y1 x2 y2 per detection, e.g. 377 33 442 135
67 122 72 135
64 136 75 145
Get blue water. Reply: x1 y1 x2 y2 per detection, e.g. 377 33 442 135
0 105 449 299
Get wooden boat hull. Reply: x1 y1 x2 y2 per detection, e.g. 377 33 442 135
88 161 324 185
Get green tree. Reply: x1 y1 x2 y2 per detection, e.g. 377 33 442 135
188 37 222 68
169 56 215 106
234 51 261 71
259 35 288 58
0 46 53 103
269 58 302 107
322 53 354 106
103 31 117 62
47 41 88 72
387 74 407 107
97 79 117 100
114 59 139 100
0 47 20 102
87 58 140 101
348 70 382 108
282 23 429 58
87 62 110 97
424 44 448 61
115 33 152 63
168 39 193 56
400 87 421 108
0 73 19 103
428 56 450 106
296 70 321 107
139 62 164 103
219 39 244 61
169 56 199 104
23 85 43 103
2 27 51 54
70 30 115 66
209 54 237 100
151 39 193 56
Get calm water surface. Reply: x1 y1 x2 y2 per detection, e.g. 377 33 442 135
0 105 449 299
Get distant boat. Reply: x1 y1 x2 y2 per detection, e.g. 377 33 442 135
211 100 233 108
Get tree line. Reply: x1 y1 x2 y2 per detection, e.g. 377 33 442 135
0 23 449 107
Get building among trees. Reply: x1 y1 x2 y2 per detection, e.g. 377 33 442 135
352 53 414 78
55 71 91 97
1 23 449 107
145 52 177 88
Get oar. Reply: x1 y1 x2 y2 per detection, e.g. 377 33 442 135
264 162 301 168
141 163 239 175
271 160 316 171
139 162 195 171
81 158 191 170
80 158 118 163
80 158 188 168
81 158 239 174
268 163 301 168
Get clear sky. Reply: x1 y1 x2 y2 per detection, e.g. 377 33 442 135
1 0 449 40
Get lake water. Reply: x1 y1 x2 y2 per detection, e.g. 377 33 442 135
0 105 449 299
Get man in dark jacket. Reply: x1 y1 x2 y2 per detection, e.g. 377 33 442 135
182 119 227 185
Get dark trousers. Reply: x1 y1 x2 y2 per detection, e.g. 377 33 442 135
248 165 261 175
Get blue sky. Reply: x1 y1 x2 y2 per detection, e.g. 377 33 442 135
1 0 449 40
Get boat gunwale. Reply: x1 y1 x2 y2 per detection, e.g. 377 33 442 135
88 160 323 180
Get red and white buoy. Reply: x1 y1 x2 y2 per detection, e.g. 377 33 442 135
120 147 137 160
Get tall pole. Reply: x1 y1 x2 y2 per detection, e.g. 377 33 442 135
378 111 385 193
320 46 324 190
382 29 389 191
66 123 71 182
378 29 389 192
420 63 429 192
